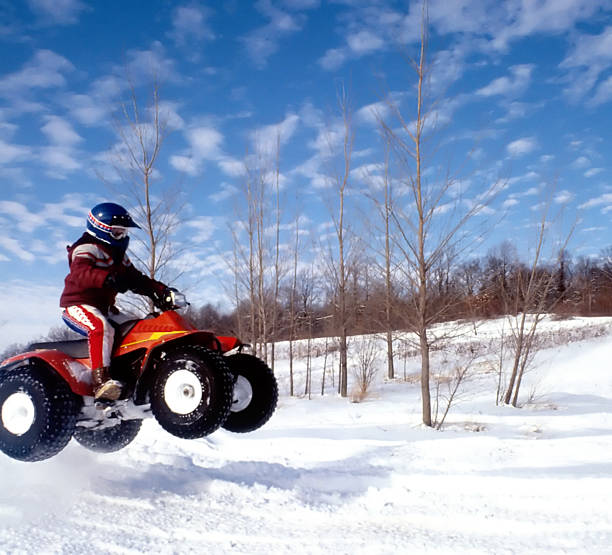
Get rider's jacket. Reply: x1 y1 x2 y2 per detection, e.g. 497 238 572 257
59 233 165 314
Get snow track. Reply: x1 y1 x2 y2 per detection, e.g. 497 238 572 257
1 318 612 553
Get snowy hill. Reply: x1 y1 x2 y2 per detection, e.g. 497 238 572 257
1 316 611 554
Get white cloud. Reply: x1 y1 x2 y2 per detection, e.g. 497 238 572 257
554 190 574 204
171 125 244 178
217 157 246 178
0 50 74 97
157 101 185 130
243 1 304 68
579 193 612 210
506 137 538 157
585 168 604 178
168 4 215 47
63 94 108 126
318 48 346 71
170 154 200 176
122 42 180 84
41 115 82 146
185 216 217 242
591 74 612 106
491 0 606 50
572 156 590 169
0 139 30 164
250 114 300 154
356 100 390 126
503 198 519 209
346 30 384 54
188 126 224 159
27 0 87 25
560 26 612 102
477 64 534 97
209 183 239 203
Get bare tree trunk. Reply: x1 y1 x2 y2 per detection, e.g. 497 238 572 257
383 142 395 380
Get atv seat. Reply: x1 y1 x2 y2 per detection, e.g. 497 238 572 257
29 339 89 359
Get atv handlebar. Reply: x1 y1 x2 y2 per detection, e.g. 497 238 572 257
153 288 189 311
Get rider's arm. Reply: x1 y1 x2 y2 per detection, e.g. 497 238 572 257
68 244 113 289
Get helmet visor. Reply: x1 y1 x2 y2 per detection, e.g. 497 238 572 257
110 226 128 240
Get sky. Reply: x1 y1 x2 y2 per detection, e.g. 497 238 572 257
1 0 612 347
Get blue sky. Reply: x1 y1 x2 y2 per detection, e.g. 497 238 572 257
1 0 612 347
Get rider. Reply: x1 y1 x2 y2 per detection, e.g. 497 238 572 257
60 202 170 401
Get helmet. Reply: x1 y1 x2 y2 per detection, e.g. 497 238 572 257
86 202 140 247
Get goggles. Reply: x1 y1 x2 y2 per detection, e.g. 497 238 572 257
110 226 129 240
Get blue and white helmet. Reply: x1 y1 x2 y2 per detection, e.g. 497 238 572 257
86 202 140 247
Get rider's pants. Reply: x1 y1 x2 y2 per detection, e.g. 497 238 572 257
62 305 115 369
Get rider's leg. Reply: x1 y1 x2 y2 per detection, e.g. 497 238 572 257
62 305 123 400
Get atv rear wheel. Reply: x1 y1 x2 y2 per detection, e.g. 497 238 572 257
222 353 278 433
74 419 142 453
0 364 79 462
150 346 234 439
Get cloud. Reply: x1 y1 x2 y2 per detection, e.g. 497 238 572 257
491 0 607 50
477 64 534 97
572 156 590 169
318 48 347 71
209 183 239 203
506 137 538 157
170 124 243 178
591 74 612 106
0 50 74 99
346 30 384 54
185 216 217 242
242 0 306 68
188 126 224 159
120 42 180 85
578 193 612 210
39 146 82 177
62 94 109 126
356 100 390 126
168 4 215 47
250 113 300 154
27 0 88 25
41 115 82 146
554 190 574 204
560 26 612 102
585 168 604 178
0 139 31 164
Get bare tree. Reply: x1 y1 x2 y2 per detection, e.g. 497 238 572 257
351 335 380 402
380 2 500 426
325 83 354 398
104 79 182 312
503 194 574 406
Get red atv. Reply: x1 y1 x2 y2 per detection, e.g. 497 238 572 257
0 291 278 462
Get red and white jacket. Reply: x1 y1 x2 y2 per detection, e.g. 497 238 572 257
60 233 166 314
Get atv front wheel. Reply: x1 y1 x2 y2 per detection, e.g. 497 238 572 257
150 347 234 439
222 353 278 433
0 364 79 462
74 419 142 453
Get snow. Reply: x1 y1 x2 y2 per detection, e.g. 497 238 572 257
1 316 612 554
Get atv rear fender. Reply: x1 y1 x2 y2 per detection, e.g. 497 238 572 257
0 350 92 396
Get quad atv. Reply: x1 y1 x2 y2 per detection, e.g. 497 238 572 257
0 291 278 462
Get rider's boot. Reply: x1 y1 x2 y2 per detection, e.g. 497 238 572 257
93 366 123 401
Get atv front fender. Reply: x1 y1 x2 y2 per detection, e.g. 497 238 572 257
131 331 223 404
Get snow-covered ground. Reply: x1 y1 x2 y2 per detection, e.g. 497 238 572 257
1 316 612 554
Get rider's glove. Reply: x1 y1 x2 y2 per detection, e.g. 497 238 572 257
152 286 178 311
